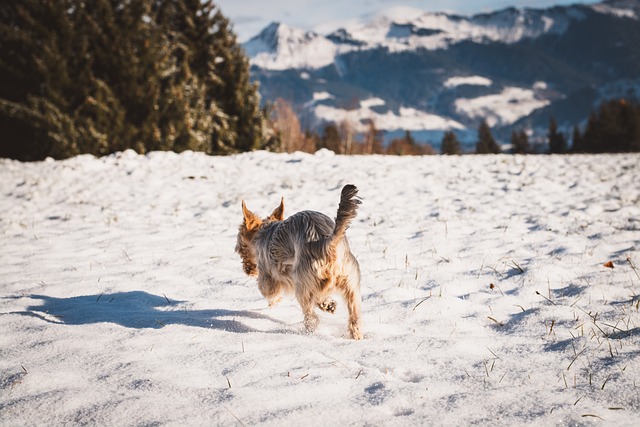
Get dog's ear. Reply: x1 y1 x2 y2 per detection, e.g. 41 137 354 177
268 197 285 221
242 200 262 230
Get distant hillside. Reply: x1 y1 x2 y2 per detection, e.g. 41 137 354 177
244 0 640 148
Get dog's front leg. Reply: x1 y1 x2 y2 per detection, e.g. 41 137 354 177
258 273 282 307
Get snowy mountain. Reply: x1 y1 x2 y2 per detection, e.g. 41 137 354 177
244 23 339 70
244 0 640 148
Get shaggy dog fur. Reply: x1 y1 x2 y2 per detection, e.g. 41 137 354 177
235 185 363 340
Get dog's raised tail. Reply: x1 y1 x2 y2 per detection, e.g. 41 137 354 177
334 185 360 239
327 185 361 257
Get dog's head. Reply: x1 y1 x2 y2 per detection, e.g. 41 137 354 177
235 198 285 277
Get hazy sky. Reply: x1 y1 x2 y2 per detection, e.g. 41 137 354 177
216 0 603 41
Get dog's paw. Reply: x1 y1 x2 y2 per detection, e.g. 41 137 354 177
349 321 363 340
317 298 337 314
267 296 282 307
304 313 319 332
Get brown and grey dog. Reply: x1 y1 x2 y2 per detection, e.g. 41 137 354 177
235 185 363 340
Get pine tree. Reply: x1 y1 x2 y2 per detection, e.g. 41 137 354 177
441 131 461 155
571 125 583 152
0 1 89 159
319 123 342 153
578 100 640 153
0 0 267 160
578 112 600 152
475 120 500 154
404 130 416 146
597 99 640 152
204 6 265 153
511 129 530 154
547 117 567 154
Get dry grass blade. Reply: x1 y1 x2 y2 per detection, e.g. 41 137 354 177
485 346 500 359
567 348 586 371
483 359 490 377
601 374 612 390
487 316 504 326
626 256 640 281
223 405 245 427
581 414 604 420
511 260 525 274
490 283 504 295
413 297 431 311
535 291 556 306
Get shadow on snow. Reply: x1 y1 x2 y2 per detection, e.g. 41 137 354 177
15 291 284 333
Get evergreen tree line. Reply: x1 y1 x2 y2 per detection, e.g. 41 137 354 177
449 99 640 155
571 99 640 153
0 0 270 161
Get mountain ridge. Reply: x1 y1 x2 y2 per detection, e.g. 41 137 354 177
244 0 640 148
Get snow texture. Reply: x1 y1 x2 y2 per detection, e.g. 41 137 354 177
2 150 640 426
444 76 493 88
314 99 465 133
455 86 551 127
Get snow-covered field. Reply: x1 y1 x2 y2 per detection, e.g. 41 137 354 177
2 150 640 425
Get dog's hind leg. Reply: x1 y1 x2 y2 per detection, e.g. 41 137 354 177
338 276 363 340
